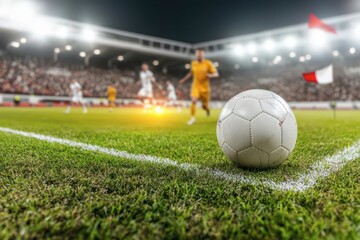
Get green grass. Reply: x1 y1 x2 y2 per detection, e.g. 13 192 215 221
0 107 360 239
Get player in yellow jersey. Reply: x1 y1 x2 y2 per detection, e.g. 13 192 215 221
179 48 219 125
107 85 117 112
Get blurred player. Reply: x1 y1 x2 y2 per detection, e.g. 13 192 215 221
137 63 156 111
179 48 219 125
64 79 88 114
107 84 117 112
165 80 181 111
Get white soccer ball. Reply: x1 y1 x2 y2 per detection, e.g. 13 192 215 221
216 89 297 169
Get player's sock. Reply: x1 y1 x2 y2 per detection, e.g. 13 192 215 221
83 106 87 114
187 117 196 125
203 104 210 117
191 102 196 116
64 106 71 114
203 106 210 116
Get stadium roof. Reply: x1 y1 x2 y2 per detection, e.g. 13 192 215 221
1 1 360 71
41 0 357 43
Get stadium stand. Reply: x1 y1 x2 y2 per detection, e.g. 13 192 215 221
1 53 360 102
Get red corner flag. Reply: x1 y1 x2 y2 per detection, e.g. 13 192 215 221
303 65 333 84
308 13 337 34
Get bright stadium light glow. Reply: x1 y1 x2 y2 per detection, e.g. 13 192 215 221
20 38 27 44
305 54 312 60
185 63 191 69
153 60 159 66
32 21 53 38
308 29 329 51
233 45 245 56
299 56 306 62
284 36 297 49
154 106 164 114
6 0 39 23
79 52 86 58
333 50 340 57
349 47 356 54
252 57 259 63
54 48 61 53
351 24 360 39
10 42 20 48
246 43 257 55
214 61 219 67
93 49 101 55
289 52 296 58
234 64 240 70
56 26 69 39
65 45 72 51
82 28 97 42
117 55 124 61
262 39 275 52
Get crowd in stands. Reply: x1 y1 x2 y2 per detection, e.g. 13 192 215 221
1 54 360 102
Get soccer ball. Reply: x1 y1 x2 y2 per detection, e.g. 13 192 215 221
216 89 297 169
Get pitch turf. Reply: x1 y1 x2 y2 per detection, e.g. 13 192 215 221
0 107 360 239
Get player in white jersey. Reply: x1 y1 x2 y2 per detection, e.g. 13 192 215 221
137 63 156 110
64 80 88 114
165 80 182 112
166 81 177 102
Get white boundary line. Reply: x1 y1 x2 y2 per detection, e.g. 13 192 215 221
1 127 360 192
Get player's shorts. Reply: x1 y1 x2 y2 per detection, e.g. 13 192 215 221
168 92 177 101
108 97 116 102
191 86 210 105
138 87 153 98
71 93 84 103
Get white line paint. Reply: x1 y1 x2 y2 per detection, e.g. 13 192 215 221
1 127 360 192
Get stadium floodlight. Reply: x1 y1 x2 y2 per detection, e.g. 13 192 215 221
65 45 72 51
349 47 356 54
233 44 245 56
54 48 61 53
10 41 20 48
234 64 240 70
214 62 219 67
79 52 86 58
153 60 159 66
308 29 329 51
117 55 124 61
20 38 27 44
32 21 53 38
82 28 97 42
284 36 297 49
332 50 340 57
246 43 257 55
252 57 259 63
93 49 101 55
185 63 191 70
305 54 312 60
7 0 39 23
289 52 296 58
351 24 360 39
262 39 276 52
299 56 306 62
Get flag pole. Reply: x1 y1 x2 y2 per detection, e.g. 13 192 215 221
331 101 336 120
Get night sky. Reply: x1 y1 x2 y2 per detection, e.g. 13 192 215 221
41 0 358 43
